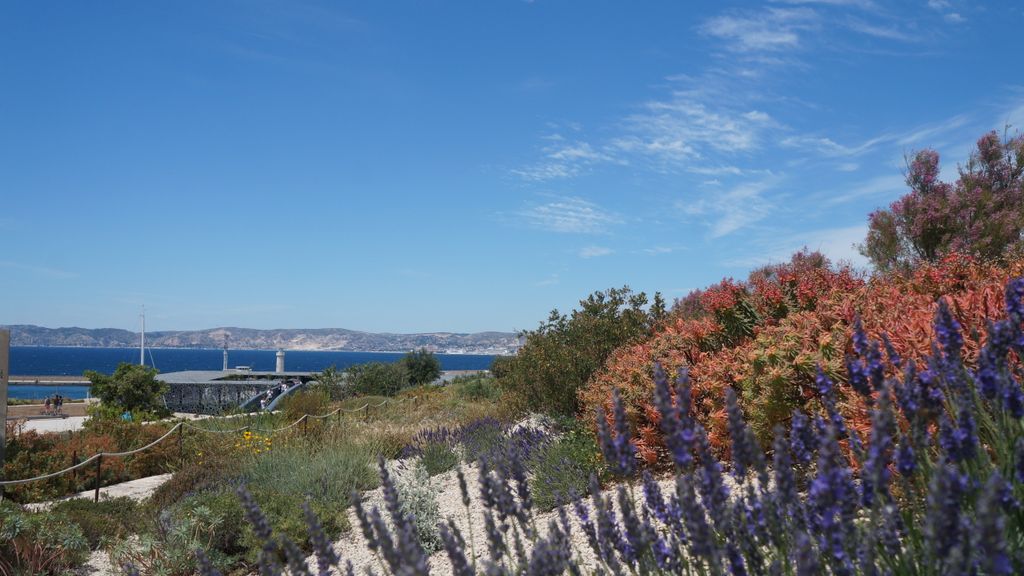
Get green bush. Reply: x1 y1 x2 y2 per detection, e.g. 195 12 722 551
85 362 170 416
400 349 442 386
529 420 603 511
0 501 89 575
109 497 237 576
51 496 145 549
451 373 501 402
419 442 460 476
148 445 242 512
280 388 331 422
497 286 661 415
346 362 409 397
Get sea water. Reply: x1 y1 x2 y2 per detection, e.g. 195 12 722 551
7 347 499 401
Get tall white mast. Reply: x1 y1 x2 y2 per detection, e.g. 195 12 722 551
140 305 146 366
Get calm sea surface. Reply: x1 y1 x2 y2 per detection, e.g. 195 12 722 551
7 347 498 401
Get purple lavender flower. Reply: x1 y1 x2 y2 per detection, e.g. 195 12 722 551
1005 276 1024 322
938 408 977 463
652 363 696 470
439 520 474 576
695 425 731 531
726 387 755 479
976 473 1014 576
789 410 817 465
851 316 869 357
194 550 223 576
934 298 964 360
676 473 717 562
596 389 636 477
771 426 803 537
303 501 340 576
861 388 895 508
881 333 901 368
895 434 915 477
1016 438 1024 484
924 464 969 562
793 531 821 576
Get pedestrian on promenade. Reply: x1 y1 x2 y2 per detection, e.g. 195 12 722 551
55 394 63 414
44 396 52 415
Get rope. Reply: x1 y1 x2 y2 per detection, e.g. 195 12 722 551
0 397 411 487
0 424 182 487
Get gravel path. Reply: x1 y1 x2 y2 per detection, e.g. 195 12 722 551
312 463 687 576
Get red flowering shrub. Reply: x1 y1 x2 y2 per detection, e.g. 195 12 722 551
581 251 1024 465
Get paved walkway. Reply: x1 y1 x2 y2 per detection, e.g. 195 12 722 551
26 472 174 511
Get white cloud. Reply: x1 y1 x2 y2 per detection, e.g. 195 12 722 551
517 196 621 234
837 162 859 172
677 179 777 238
701 8 818 53
823 174 906 206
845 18 918 41
513 140 620 182
578 246 613 258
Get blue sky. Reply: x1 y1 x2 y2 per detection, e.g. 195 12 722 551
2 1 1023 334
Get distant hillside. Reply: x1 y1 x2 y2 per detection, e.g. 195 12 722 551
3 325 521 355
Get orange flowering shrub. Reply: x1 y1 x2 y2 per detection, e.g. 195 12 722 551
580 251 1024 466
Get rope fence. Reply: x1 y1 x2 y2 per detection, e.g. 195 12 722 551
0 394 419 497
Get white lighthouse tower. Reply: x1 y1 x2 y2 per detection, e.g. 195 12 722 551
275 350 285 374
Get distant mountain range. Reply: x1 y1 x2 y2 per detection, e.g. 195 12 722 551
2 325 521 355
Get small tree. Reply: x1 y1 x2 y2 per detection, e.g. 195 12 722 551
85 362 169 416
312 364 346 400
496 286 656 415
400 349 442 386
860 130 1024 272
346 362 409 397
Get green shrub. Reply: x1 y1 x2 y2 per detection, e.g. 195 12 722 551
400 349 442 386
0 501 89 575
280 388 331 422
497 286 660 415
51 496 144 549
451 374 501 402
346 362 409 397
148 445 242 512
109 497 237 576
529 420 603 511
419 442 460 476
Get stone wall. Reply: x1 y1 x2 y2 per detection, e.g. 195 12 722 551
163 381 279 414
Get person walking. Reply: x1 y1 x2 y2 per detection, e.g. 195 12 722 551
44 396 52 415
55 394 63 415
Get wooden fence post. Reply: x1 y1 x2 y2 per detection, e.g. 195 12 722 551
72 450 79 482
302 414 308 435
93 455 103 503
177 424 184 463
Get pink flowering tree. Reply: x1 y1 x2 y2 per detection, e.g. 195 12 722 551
860 130 1024 272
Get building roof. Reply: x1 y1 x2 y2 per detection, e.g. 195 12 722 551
156 370 311 385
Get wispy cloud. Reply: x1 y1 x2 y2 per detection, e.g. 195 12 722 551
822 174 906 206
640 245 688 255
926 0 966 24
701 8 819 53
516 196 621 234
614 91 779 168
578 246 613 259
677 178 777 238
512 140 620 181
534 274 560 287
0 261 78 280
